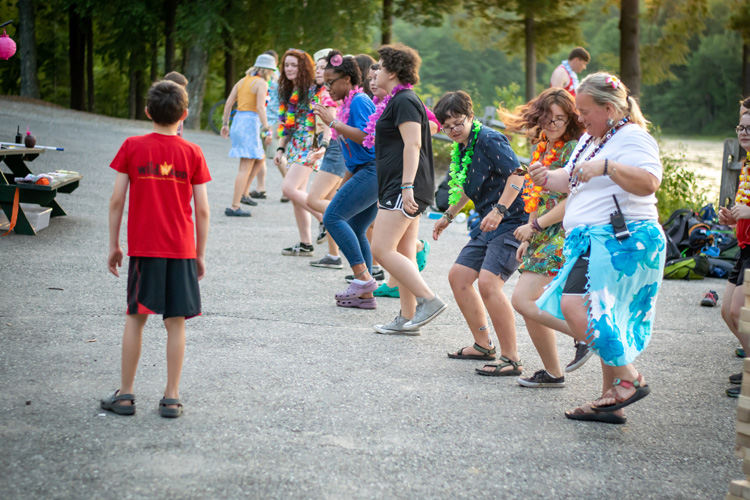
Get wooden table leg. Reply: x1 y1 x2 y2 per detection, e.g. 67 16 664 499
0 202 36 235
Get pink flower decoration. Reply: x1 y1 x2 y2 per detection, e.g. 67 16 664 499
606 76 620 89
331 54 343 67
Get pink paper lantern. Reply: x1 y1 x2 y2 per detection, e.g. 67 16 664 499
0 28 16 60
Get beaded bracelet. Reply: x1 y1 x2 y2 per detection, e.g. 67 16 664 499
443 212 454 223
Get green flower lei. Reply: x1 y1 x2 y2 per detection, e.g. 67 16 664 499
448 120 483 205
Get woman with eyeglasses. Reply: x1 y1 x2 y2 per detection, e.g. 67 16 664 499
305 48 347 269
431 91 527 372
719 106 750 398
273 48 325 257
528 73 666 424
493 88 586 386
309 50 379 308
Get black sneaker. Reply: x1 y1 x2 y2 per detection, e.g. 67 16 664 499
345 268 385 282
727 386 741 398
316 223 327 244
730 373 743 385
282 242 314 256
565 341 594 373
701 290 718 307
225 207 251 217
249 190 267 199
517 370 565 388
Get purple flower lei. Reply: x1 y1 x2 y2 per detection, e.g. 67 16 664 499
332 86 362 140
362 83 413 148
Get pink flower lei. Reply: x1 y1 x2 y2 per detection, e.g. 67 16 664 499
332 86 363 140
362 83 414 148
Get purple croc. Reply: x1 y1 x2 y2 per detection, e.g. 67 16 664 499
336 297 377 309
335 279 377 300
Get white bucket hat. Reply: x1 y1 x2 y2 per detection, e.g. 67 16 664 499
253 54 277 70
313 48 333 63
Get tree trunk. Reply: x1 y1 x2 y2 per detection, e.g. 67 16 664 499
183 45 209 130
524 12 536 102
164 0 178 73
223 27 234 98
84 15 94 112
151 34 158 83
743 42 750 98
620 0 641 98
68 4 85 110
381 0 393 46
18 0 41 99
128 45 146 120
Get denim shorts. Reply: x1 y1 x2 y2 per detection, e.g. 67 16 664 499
318 137 347 178
455 231 521 281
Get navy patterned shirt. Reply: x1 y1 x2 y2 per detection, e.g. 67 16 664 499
459 125 528 240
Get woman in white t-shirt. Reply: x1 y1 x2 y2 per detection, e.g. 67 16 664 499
529 72 667 425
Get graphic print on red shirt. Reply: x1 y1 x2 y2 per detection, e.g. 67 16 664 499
110 133 211 258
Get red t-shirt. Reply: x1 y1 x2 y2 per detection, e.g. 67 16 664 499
110 133 212 258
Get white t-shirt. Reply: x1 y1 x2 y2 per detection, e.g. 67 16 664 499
563 124 662 234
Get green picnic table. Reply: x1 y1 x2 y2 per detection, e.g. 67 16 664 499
0 147 82 235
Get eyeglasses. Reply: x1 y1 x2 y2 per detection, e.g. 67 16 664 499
543 117 569 128
737 125 750 135
324 76 344 89
441 118 467 134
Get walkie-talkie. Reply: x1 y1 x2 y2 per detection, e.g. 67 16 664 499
610 195 630 240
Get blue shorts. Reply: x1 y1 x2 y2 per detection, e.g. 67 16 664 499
318 137 347 178
455 231 521 281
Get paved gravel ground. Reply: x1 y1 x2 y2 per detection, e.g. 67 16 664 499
0 98 743 499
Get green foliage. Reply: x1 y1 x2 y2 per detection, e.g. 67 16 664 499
655 147 710 222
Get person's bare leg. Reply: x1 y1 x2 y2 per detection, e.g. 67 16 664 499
349 263 374 298
274 156 287 178
512 272 564 377
255 161 267 193
446 264 492 353
307 171 341 254
242 159 265 197
163 316 186 409
282 164 317 244
723 282 750 352
367 224 379 267
372 210 433 318
478 270 519 366
119 314 148 405
231 158 253 209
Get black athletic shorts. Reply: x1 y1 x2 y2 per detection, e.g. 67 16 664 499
562 249 591 295
378 191 431 219
127 257 201 319
729 246 750 286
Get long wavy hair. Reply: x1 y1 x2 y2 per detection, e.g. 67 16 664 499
278 49 315 107
497 88 583 144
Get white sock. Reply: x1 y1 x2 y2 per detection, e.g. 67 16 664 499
328 254 339 260
353 278 372 285
372 265 382 273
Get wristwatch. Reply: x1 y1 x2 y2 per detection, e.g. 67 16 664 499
493 204 507 216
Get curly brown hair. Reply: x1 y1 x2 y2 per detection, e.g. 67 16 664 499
497 88 583 144
278 49 316 107
377 43 421 85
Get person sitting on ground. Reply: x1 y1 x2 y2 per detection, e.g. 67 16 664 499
719 107 750 398
102 80 211 419
432 91 528 375
163 71 188 137
529 72 666 425
550 47 590 97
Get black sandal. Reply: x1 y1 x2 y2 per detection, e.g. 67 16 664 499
159 397 183 418
447 343 496 360
100 390 136 416
475 355 523 377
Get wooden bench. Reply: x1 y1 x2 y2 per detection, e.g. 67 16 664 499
0 148 82 235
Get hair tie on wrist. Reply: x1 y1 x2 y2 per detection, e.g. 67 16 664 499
277 147 286 153
400 185 414 190
532 219 543 232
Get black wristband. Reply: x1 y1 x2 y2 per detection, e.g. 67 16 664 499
320 141 330 149
276 147 286 153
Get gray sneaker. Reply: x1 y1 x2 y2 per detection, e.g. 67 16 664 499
404 295 447 328
310 255 343 269
373 314 421 336
225 207 251 217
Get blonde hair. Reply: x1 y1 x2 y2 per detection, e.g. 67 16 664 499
245 67 274 80
577 72 649 130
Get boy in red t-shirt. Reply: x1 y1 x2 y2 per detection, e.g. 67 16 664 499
102 80 211 418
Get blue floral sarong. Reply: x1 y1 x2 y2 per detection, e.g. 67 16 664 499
536 220 666 366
